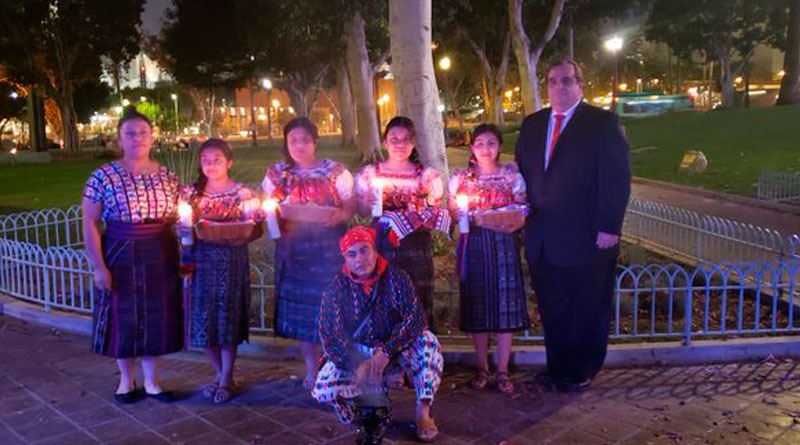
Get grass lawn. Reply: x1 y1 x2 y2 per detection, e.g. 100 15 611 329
503 104 800 196
3 105 796 214
0 136 473 214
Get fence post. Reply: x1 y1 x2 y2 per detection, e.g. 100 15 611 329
683 277 693 346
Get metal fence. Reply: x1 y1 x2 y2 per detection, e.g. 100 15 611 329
623 198 799 266
2 203 800 345
757 172 800 204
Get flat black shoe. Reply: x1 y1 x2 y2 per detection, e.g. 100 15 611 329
146 390 176 403
114 387 143 405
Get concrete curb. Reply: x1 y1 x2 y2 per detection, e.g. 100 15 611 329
4 293 800 369
632 176 800 217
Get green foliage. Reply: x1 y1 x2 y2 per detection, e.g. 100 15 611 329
0 0 144 151
152 147 199 186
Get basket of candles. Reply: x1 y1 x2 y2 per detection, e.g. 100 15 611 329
472 205 529 233
195 219 257 242
278 203 338 223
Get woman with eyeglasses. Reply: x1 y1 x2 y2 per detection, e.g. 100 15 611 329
355 117 449 339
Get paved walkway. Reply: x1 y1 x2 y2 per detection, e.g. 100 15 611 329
631 179 800 236
2 316 800 445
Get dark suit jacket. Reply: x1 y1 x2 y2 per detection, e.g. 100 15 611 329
514 101 631 267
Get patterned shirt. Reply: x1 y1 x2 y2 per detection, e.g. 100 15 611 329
448 162 527 211
179 183 258 222
261 159 354 206
83 161 179 223
319 266 427 370
355 164 444 212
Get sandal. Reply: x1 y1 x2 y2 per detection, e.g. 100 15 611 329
469 369 490 390
213 386 235 404
416 416 439 443
201 381 219 399
496 372 515 394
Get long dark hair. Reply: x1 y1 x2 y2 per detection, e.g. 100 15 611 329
194 138 234 194
383 116 421 166
468 123 503 168
282 116 318 168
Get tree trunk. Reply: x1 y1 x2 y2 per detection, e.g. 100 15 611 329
777 0 800 105
58 84 79 153
509 0 565 115
344 11 381 162
388 0 447 175
288 82 309 117
208 91 216 136
334 61 357 149
717 51 735 108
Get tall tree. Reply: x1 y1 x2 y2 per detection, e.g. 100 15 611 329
0 81 26 146
435 0 514 125
159 0 272 134
0 0 144 152
646 0 774 109
777 0 800 105
340 1 389 162
389 0 447 175
509 0 566 114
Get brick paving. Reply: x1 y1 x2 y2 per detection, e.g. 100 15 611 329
2 316 800 444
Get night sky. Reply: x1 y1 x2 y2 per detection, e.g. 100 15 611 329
142 0 170 35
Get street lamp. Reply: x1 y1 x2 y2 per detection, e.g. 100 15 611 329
261 78 273 140
171 93 179 136
604 35 623 111
438 56 452 133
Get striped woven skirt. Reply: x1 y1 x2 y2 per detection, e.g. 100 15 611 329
457 226 529 332
188 241 250 348
376 229 434 325
273 222 346 343
92 222 183 358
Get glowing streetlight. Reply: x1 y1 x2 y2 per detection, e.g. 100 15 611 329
122 98 130 107
438 56 451 71
604 35 624 111
171 93 179 135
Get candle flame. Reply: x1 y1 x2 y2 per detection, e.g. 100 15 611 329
372 178 385 189
177 201 192 218
261 198 279 212
456 194 469 208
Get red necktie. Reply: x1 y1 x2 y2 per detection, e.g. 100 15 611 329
546 113 565 168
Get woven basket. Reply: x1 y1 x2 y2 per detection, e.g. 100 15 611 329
472 208 527 232
195 219 256 242
278 203 338 223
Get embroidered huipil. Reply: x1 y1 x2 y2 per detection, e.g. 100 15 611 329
448 162 527 212
262 159 354 206
179 183 257 221
83 161 179 222
319 266 427 370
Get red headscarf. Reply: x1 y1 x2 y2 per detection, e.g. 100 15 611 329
339 225 389 293
339 225 376 254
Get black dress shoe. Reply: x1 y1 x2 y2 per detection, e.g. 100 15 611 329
114 387 143 405
145 390 176 403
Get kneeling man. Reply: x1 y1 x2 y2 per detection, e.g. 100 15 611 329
312 225 442 443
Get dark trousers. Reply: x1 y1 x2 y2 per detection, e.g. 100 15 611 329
529 254 617 383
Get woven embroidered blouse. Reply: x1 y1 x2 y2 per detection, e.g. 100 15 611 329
83 161 179 223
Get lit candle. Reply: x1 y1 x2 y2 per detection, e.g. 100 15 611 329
456 194 470 234
261 198 281 239
371 177 384 217
240 197 260 220
177 201 194 245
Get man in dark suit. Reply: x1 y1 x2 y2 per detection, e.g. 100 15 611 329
514 58 631 392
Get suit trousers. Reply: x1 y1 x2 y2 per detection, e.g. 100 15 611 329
530 253 617 383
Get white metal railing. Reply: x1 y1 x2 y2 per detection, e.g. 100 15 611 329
757 172 800 204
2 202 800 345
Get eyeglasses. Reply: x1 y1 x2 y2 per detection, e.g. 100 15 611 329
547 76 580 87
